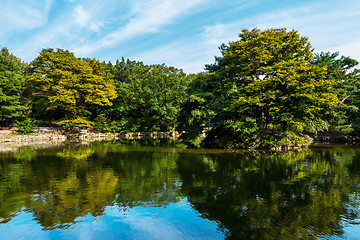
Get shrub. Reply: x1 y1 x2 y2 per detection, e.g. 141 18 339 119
14 119 38 134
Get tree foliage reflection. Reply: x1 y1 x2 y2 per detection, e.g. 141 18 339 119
1 144 360 238
0 142 181 229
177 147 360 239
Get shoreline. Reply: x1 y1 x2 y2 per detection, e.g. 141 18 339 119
1 127 358 153
0 127 180 152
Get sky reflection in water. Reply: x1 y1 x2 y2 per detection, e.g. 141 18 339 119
1 199 224 240
2 141 360 239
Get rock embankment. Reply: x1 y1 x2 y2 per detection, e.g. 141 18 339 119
69 130 180 142
0 127 180 150
0 127 66 150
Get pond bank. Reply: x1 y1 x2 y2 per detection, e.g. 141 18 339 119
1 127 357 152
0 127 180 152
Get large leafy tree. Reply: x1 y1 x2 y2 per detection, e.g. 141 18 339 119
311 52 360 133
177 72 229 146
105 58 190 132
26 48 117 129
179 28 337 148
0 47 28 126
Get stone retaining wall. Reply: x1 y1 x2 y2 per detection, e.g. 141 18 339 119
0 128 67 148
0 127 180 150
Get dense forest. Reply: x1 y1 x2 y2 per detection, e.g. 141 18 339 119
0 28 359 149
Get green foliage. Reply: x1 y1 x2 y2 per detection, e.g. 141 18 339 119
311 52 360 133
1 142 360 237
177 147 360 239
93 120 126 133
189 137 204 148
1 30 360 147
0 47 28 126
105 58 190 132
26 48 117 129
277 131 313 148
56 117 93 130
14 149 38 162
179 28 337 148
14 119 37 134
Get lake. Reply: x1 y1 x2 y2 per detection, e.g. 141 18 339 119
1 140 360 239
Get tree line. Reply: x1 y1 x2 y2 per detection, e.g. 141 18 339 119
1 28 359 148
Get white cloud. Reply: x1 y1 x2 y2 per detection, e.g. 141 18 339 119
328 41 360 62
9 0 206 62
130 0 360 74
124 213 185 240
74 0 205 56
130 28 233 73
73 5 104 32
0 0 52 31
251 1 360 52
129 21 243 73
74 5 91 27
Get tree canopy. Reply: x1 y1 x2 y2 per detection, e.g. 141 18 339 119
0 47 27 126
26 48 117 129
311 52 360 134
179 28 338 148
100 58 190 132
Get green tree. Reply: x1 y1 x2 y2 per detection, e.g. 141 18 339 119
311 52 360 133
177 72 228 147
0 47 28 126
26 48 117 129
104 58 190 132
179 28 337 148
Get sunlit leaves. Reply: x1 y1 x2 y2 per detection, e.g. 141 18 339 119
311 52 360 133
26 48 117 129
179 28 337 148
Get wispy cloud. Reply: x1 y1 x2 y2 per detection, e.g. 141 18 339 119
0 0 52 39
253 1 360 50
130 24 240 73
2 0 360 73
9 0 206 62
328 42 360 62
74 5 91 28
74 0 205 55
130 0 360 73
10 0 110 60
73 5 104 32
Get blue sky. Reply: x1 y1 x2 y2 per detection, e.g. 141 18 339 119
1 0 360 73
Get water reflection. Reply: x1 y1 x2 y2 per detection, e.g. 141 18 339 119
178 147 360 239
1 142 360 239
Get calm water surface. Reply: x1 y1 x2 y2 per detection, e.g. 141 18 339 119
1 140 360 239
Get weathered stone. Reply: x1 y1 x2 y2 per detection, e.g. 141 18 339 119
0 127 180 150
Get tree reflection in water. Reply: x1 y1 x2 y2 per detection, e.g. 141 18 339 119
0 142 181 230
0 142 360 239
177 147 360 239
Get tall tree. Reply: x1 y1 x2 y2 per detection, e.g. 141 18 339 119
0 47 27 127
311 52 360 133
26 48 116 129
106 58 190 132
179 28 337 148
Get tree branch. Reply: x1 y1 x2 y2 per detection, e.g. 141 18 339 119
341 94 352 104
